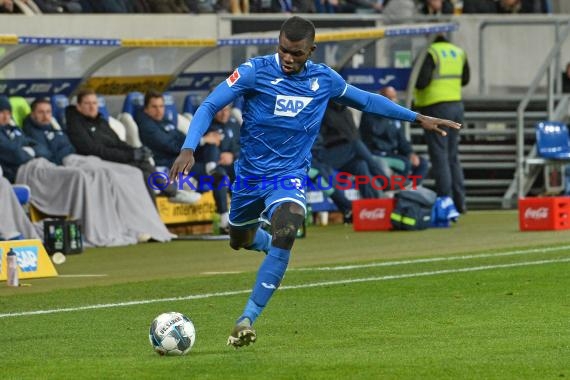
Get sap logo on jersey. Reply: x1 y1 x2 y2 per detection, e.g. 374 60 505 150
274 95 313 117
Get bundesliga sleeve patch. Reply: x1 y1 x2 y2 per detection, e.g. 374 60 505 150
226 69 240 87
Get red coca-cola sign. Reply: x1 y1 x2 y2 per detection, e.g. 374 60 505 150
353 199 395 231
523 207 549 220
519 197 570 231
359 208 386 220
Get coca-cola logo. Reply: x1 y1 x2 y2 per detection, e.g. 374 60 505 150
359 208 386 220
524 207 549 219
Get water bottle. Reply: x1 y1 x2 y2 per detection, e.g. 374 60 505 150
54 224 64 251
305 204 313 226
7 248 19 287
69 223 78 250
296 205 312 239
212 213 221 235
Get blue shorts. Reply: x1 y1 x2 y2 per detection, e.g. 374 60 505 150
229 176 307 228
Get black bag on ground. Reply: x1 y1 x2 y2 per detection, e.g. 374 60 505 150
390 187 437 231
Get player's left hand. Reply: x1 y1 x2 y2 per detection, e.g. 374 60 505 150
169 149 195 183
416 114 461 137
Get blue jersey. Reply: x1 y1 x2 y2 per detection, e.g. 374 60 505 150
182 53 417 179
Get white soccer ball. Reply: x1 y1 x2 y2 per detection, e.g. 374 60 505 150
149 312 196 356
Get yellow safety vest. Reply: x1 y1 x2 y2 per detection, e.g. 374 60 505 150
414 42 465 108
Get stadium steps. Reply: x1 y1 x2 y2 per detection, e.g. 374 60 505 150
411 94 563 210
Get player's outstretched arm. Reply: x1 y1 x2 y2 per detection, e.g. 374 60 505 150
169 149 195 182
415 114 461 137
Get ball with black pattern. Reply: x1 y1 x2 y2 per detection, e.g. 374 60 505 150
149 312 196 356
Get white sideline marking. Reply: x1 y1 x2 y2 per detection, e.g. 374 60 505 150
0 257 568 319
58 274 108 278
292 245 570 271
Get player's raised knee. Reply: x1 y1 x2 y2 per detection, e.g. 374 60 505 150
271 202 305 249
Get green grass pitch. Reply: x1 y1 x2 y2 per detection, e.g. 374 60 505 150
0 210 569 379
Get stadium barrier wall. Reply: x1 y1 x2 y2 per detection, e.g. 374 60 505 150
1 14 570 97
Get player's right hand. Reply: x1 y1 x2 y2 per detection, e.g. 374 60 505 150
169 149 195 183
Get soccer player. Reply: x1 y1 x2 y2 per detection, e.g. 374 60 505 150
170 16 461 348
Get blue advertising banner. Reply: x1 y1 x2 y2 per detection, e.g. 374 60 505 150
0 78 81 97
169 68 411 94
168 72 230 92
339 68 412 92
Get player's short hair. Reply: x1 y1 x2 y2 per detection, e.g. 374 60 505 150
76 88 97 104
30 98 51 112
280 16 315 44
144 89 164 108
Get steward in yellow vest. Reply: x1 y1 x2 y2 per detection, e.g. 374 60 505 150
413 35 470 214
414 37 469 107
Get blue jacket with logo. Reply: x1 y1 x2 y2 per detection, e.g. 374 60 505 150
135 110 185 168
23 115 75 165
0 124 50 182
359 113 413 158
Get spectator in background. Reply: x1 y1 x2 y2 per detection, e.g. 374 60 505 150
498 0 521 12
0 0 13 12
35 0 82 12
0 166 39 240
360 86 429 184
463 0 499 13
320 101 389 199
0 97 50 183
520 0 550 13
414 34 469 213
66 89 199 205
1 96 173 246
136 90 230 233
419 0 453 15
562 62 570 93
310 135 354 223
382 0 416 17
206 103 240 183
149 0 190 12
250 0 315 12
463 0 548 13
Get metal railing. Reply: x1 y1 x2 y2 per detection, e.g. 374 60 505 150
478 19 569 95
509 21 570 205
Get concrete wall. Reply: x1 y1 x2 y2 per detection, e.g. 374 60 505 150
1 13 570 97
453 14 570 95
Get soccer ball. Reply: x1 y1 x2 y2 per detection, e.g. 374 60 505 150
149 312 196 356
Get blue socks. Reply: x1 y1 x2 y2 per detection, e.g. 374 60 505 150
246 228 271 254
240 246 290 324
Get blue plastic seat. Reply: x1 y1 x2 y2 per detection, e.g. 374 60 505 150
182 94 200 116
12 184 31 205
163 92 178 124
536 121 570 159
122 91 145 117
51 95 69 129
97 95 110 121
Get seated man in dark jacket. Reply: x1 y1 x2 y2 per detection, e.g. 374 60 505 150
320 101 389 198
0 97 50 183
310 135 353 224
66 88 199 204
23 99 75 166
136 90 229 232
206 103 240 184
0 96 172 246
360 86 429 184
